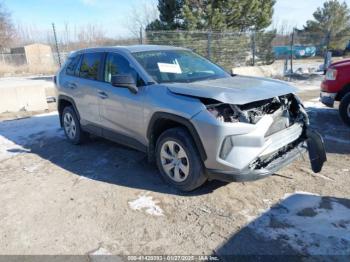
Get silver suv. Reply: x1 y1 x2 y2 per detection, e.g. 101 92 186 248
55 45 326 191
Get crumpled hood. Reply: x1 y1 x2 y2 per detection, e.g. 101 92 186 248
166 75 297 105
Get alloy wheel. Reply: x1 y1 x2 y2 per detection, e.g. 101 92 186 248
160 141 190 182
63 112 77 140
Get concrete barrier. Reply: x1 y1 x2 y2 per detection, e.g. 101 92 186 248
0 77 50 113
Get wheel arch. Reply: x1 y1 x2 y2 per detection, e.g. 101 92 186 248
57 95 80 127
336 83 350 101
147 112 207 162
339 91 350 126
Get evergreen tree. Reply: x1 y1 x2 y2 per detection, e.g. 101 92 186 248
146 0 184 30
147 0 275 32
302 0 350 50
146 0 276 66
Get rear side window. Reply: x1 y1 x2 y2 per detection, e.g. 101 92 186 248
66 55 81 76
79 53 103 80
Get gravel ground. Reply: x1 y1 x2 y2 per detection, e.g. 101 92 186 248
0 77 349 259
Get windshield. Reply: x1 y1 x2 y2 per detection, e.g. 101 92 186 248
132 50 230 84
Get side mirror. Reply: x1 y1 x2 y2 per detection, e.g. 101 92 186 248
111 74 138 94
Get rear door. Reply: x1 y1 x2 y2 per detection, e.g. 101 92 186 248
60 54 82 98
74 52 105 129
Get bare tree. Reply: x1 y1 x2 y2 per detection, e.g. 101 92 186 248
63 22 72 51
75 23 107 48
126 0 159 38
15 22 51 46
15 20 143 53
0 2 15 49
272 19 296 35
46 23 110 51
270 19 297 46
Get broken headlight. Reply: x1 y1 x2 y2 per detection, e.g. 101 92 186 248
204 94 307 125
206 103 249 123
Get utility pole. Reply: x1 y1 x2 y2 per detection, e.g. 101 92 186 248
207 31 212 60
290 28 295 74
252 31 256 66
52 23 61 67
140 26 143 45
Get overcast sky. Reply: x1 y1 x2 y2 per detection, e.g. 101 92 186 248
5 0 350 38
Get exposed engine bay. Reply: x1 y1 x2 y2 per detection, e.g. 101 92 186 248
205 94 308 136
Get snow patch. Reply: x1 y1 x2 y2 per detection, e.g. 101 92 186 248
294 82 322 92
128 193 164 216
23 162 43 173
303 98 337 115
0 112 63 161
240 209 260 223
282 191 320 199
303 100 328 109
250 193 350 255
90 247 111 255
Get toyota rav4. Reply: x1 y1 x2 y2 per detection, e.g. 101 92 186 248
55 45 326 191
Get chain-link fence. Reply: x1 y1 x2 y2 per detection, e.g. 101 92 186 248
1 29 350 76
146 30 256 69
145 30 350 72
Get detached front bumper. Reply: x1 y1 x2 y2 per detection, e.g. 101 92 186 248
207 141 307 182
192 110 327 183
207 129 326 182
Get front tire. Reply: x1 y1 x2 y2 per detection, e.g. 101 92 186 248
155 127 207 192
339 93 350 126
62 106 87 144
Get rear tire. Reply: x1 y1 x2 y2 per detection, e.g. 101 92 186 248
155 127 207 192
339 93 350 127
62 106 88 144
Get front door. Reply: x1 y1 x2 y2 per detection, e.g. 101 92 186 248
98 52 145 145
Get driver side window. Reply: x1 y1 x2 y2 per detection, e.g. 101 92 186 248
104 53 143 85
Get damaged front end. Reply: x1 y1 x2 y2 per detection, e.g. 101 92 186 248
205 94 308 127
201 94 326 181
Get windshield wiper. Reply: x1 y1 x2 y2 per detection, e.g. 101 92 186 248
159 75 227 84
187 75 227 83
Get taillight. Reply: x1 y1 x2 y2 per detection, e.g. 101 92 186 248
325 69 337 80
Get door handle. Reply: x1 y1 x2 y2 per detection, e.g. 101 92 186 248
98 90 108 99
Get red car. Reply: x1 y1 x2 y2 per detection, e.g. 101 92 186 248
321 59 350 126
